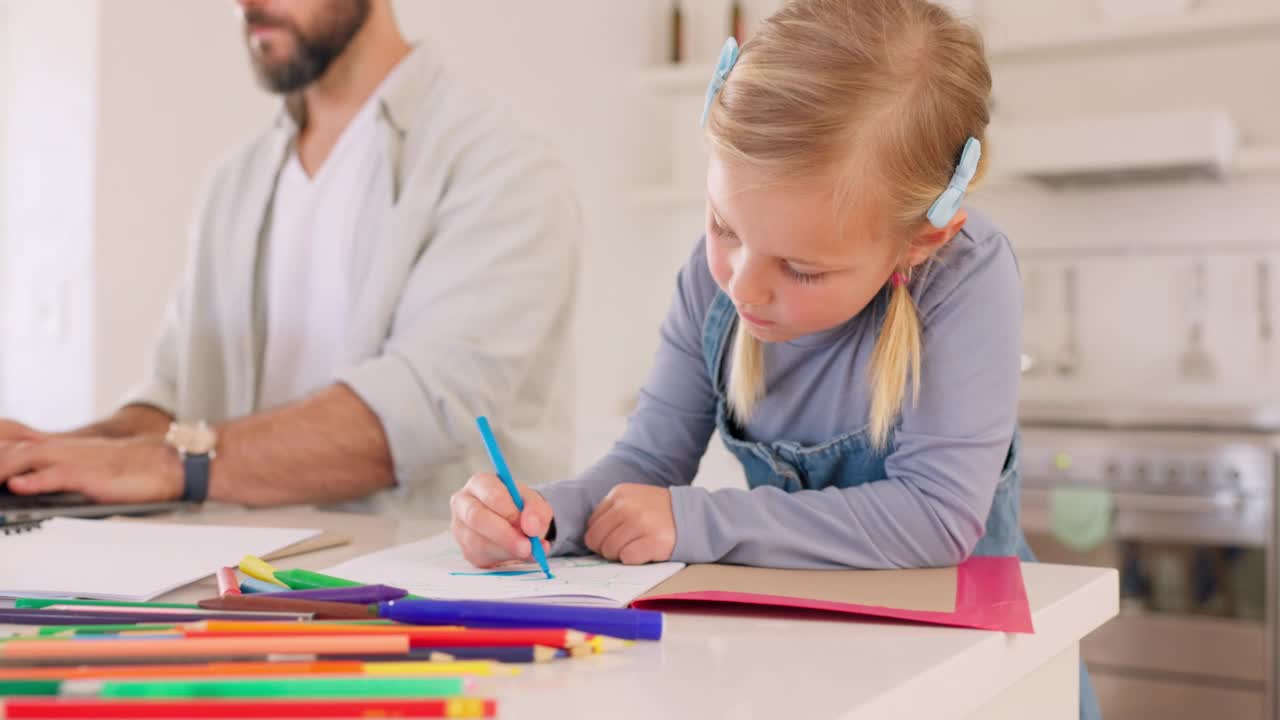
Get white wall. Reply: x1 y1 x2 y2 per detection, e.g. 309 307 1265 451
0 0 99 430
4 0 1275 439
0 3 7 412
91 0 275 417
0 1 693 461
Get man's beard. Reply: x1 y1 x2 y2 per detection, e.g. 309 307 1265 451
244 0 371 94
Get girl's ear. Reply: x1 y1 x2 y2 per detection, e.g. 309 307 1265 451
905 209 968 268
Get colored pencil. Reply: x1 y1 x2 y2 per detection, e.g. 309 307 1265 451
55 675 471 700
270 568 362 591
0 635 411 664
0 659 512 681
238 578 281 594
39 605 300 618
178 626 587 649
334 645 565 664
197 596 373 620
248 584 407 604
237 556 287 588
0 610 310 626
215 567 241 597
182 620 458 634
34 625 177 638
14 600 199 611
475 416 553 579
379 597 665 641
0 697 497 718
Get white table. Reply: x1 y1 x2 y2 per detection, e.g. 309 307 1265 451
25 508 1121 719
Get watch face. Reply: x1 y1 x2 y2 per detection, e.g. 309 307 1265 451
167 422 218 455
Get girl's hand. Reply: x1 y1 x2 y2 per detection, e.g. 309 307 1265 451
450 473 553 568
584 484 676 564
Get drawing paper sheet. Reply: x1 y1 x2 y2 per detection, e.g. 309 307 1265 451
0 517 320 601
322 532 686 608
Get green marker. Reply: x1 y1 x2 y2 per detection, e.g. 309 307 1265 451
271 568 364 591
0 679 63 696
273 569 425 600
15 599 200 610
65 675 470 700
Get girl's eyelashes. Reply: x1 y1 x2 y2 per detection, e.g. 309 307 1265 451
710 216 734 239
783 263 825 284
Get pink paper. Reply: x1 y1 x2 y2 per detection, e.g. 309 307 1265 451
631 555 1034 634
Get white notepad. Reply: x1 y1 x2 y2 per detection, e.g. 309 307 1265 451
0 517 320 601
323 532 686 608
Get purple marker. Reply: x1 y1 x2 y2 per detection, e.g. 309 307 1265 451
251 584 408 604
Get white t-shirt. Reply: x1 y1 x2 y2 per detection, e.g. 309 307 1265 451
257 97 385 410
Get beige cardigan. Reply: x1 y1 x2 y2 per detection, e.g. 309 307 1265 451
126 46 580 519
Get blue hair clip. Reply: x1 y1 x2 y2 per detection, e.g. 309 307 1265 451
701 37 741 128
926 137 981 228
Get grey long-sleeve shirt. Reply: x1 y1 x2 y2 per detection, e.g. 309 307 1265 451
539 210 1022 569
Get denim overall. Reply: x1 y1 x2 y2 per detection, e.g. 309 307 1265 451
701 290 1102 720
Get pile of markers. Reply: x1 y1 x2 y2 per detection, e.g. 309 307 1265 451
0 555 663 718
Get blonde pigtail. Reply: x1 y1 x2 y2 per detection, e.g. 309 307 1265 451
727 324 766 424
868 273 922 451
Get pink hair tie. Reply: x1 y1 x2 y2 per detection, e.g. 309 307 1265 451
892 271 909 288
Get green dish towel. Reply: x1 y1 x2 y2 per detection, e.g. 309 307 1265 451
1049 486 1113 552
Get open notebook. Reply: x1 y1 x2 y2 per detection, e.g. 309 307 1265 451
0 517 320 601
324 532 1033 632
323 532 685 608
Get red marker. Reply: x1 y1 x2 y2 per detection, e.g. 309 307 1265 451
0 698 496 718
215 567 242 598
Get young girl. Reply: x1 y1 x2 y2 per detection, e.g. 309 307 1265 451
451 0 1099 716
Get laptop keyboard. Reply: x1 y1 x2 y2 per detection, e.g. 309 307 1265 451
0 485 89 509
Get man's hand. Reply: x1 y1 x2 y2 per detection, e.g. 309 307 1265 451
583 484 676 565
0 420 45 447
0 436 182 504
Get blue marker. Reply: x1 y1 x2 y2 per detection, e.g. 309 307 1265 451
475 416 554 579
379 598 664 641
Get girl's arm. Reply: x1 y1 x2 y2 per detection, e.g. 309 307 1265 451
539 241 721 556
668 234 1023 569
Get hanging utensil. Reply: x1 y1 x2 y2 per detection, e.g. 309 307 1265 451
1259 259 1273 374
1056 265 1080 378
1022 266 1044 377
1178 259 1216 383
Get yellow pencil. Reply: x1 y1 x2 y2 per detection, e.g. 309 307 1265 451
239 555 288 587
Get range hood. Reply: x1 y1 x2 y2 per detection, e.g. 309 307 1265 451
989 108 1238 186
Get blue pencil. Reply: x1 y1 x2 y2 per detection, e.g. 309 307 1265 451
475 416 553 579
239 578 284 595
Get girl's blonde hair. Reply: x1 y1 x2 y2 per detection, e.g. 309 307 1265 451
706 0 992 451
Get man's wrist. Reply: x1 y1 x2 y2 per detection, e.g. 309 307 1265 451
147 438 185 502
164 421 217 503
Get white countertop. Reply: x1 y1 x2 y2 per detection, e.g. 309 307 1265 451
10 508 1120 719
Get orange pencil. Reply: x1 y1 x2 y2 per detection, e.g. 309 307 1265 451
0 660 367 680
0 634 410 664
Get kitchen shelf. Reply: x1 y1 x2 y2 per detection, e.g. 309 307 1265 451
1235 145 1280 175
632 183 703 209
987 5 1280 59
635 64 709 95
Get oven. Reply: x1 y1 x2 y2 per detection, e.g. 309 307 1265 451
1020 423 1277 719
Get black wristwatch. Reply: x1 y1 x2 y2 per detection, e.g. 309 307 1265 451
164 421 218 503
